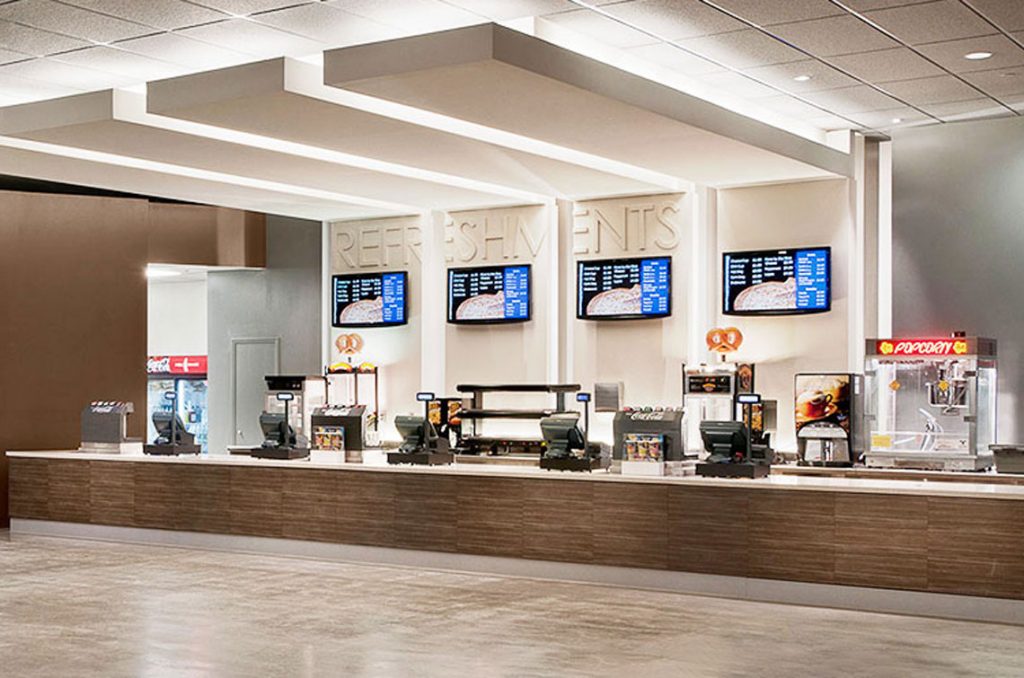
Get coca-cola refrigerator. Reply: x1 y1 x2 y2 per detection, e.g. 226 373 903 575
147 355 209 452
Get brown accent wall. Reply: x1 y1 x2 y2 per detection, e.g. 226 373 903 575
0 190 266 525
148 204 266 268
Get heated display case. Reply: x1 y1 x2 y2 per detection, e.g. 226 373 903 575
864 336 997 471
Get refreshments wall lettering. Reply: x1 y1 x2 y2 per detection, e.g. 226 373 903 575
573 199 683 255
444 213 546 263
332 221 422 270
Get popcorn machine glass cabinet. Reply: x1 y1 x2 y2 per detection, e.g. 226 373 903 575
865 355 996 456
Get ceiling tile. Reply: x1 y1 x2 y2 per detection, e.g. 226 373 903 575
798 84 906 113
881 73 986 104
0 19 91 54
828 47 946 82
676 29 806 69
541 8 661 47
0 56 133 90
599 0 745 40
444 0 579 20
923 97 1013 120
863 0 997 45
0 47 31 64
694 69 781 98
188 0 310 14
740 59 860 92
770 15 899 56
842 1 935 9
806 113 858 130
755 93 840 119
847 106 931 128
0 0 157 44
967 0 1024 32
916 34 1024 73
114 32 251 70
50 45 188 81
626 42 726 75
707 0 844 26
60 0 228 30
251 4 396 47
327 0 485 32
0 69 83 100
178 18 326 58
960 67 1024 97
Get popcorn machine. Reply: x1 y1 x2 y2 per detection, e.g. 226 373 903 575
864 335 997 471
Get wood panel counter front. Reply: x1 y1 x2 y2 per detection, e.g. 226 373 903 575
8 452 1024 601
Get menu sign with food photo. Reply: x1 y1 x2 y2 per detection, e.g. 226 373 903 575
576 256 671 320
447 264 531 324
723 247 830 315
332 272 408 328
795 373 852 434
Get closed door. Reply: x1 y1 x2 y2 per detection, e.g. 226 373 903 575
232 338 280 446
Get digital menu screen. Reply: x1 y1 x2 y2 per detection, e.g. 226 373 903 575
332 272 408 327
447 264 531 324
576 256 672 320
723 247 830 316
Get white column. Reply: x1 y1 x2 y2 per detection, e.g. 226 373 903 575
877 140 893 337
848 133 867 373
321 220 332 370
688 184 716 368
420 210 447 394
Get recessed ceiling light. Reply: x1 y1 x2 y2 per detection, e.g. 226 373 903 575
891 117 903 123
964 51 993 60
793 74 812 82
146 266 181 279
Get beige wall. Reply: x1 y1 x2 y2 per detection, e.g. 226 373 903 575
569 193 691 442
444 204 553 437
716 178 853 450
329 215 424 441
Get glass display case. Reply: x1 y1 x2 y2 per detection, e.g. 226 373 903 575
864 336 996 471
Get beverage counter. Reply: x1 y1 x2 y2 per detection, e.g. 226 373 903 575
7 450 1024 622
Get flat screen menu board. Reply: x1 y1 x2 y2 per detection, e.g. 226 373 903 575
332 272 408 327
576 257 672 320
447 264 531 324
723 247 830 316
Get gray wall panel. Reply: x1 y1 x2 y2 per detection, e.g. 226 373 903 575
892 117 1024 441
207 215 322 453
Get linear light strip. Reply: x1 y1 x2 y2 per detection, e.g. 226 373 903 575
0 133 416 212
565 0 875 133
296 63 685 192
828 0 1019 118
114 92 551 205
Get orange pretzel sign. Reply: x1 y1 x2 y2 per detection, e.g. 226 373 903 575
706 326 743 353
334 333 364 356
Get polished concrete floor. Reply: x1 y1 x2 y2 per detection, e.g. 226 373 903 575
1 533 1022 678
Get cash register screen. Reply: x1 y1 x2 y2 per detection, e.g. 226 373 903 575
723 247 830 316
447 264 531 324
576 256 672 320
332 272 408 328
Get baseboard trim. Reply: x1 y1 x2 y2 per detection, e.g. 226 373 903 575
11 518 1023 626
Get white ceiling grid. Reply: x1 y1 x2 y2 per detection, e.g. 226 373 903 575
0 0 1019 129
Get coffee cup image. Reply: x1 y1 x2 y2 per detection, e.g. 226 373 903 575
797 390 834 420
